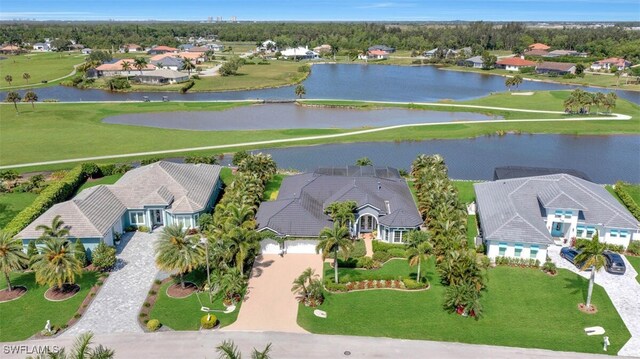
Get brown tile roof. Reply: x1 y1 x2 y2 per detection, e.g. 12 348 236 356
152 45 178 52
95 59 156 72
528 43 550 51
536 61 576 71
496 57 537 67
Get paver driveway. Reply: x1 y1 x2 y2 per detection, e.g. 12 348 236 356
226 254 323 333
63 231 159 336
548 245 640 357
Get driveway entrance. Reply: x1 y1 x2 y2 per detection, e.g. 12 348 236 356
226 254 323 333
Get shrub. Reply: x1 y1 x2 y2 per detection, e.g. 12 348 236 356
81 163 101 178
562 73 576 79
356 256 378 269
324 279 348 292
519 66 535 74
200 314 217 329
106 77 131 91
372 251 392 263
372 241 407 253
627 240 640 256
614 182 640 221
74 238 88 267
74 313 82 319
98 164 116 176
184 155 218 165
180 80 195 93
124 225 137 232
297 64 310 73
146 319 161 331
92 240 117 271
387 248 408 258
402 278 428 290
139 313 148 318
140 157 162 166
191 74 200 80
576 238 623 253
138 225 150 233
349 240 367 258
143 302 151 307
114 163 133 174
232 150 249 166
542 260 557 274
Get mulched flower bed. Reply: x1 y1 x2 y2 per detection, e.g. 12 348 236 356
166 282 197 298
45 284 80 301
139 278 171 331
0 286 27 302
328 279 429 293
578 303 598 314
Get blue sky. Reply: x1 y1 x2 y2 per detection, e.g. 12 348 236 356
2 0 639 21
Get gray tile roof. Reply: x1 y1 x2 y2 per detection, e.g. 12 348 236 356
18 162 221 239
256 166 422 237
475 174 639 245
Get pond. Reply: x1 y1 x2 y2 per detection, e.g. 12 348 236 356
103 103 502 130
232 134 640 183
5 64 639 104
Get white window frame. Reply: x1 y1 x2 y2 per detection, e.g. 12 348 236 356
175 215 192 229
129 211 145 225
498 243 508 256
393 230 403 243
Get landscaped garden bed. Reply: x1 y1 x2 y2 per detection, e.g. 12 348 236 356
0 285 27 302
44 284 80 301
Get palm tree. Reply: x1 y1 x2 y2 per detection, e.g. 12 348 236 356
23 90 38 109
291 267 316 300
36 215 70 239
355 157 373 166
603 92 617 113
512 74 523 90
134 57 148 74
219 267 245 302
120 60 132 75
0 231 28 291
181 58 196 75
5 74 13 86
294 84 306 99
215 340 272 359
154 224 204 288
574 232 607 309
31 237 82 290
504 77 515 91
37 331 115 359
225 227 259 272
251 344 272 359
405 230 432 282
316 223 353 283
325 201 356 227
22 72 31 84
223 203 256 230
6 91 21 113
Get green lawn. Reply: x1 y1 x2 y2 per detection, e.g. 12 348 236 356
148 278 241 330
326 259 416 282
467 215 478 248
620 183 640 206
263 174 285 201
220 167 234 186
75 174 124 194
0 192 37 229
625 255 640 284
453 181 477 204
2 91 639 171
0 52 86 89
299 262 630 354
0 271 99 342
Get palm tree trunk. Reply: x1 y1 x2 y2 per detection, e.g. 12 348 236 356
417 259 421 283
180 272 185 289
13 101 18 113
334 249 339 284
4 271 12 291
586 266 595 308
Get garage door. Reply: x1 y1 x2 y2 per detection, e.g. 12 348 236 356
260 239 281 254
285 240 319 254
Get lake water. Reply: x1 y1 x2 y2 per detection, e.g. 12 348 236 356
103 103 501 130
4 64 639 103
234 135 640 183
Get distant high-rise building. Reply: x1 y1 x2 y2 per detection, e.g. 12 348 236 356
216 16 223 22
230 16 237 23
207 16 213 23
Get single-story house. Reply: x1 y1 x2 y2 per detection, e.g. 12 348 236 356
281 47 319 60
368 45 395 53
119 44 143 53
0 45 22 54
32 42 51 51
313 44 332 54
590 57 632 71
134 68 190 84
68 44 85 51
536 61 576 75
493 166 591 182
256 40 277 52
496 57 537 71
95 59 156 77
523 49 549 57
365 49 389 60
150 56 185 71
545 50 587 58
179 44 195 51
463 55 484 69
18 161 223 256
176 51 206 63
205 43 224 52
423 47 470 59
148 45 178 55
475 174 640 262
528 43 550 51
188 46 210 53
256 166 423 254
81 48 92 55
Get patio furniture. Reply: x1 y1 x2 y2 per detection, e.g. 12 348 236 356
584 326 605 336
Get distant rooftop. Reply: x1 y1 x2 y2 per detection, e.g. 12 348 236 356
493 166 591 181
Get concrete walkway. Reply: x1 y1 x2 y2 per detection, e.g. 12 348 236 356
63 231 159 336
225 254 323 333
548 245 640 357
362 235 374 257
2 331 619 359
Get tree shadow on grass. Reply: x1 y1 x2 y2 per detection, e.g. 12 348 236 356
563 273 588 303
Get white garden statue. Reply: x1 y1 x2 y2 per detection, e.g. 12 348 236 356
45 320 51 333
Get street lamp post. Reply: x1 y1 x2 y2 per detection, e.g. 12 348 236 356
200 236 212 303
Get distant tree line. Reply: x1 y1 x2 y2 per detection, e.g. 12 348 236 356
1 22 639 61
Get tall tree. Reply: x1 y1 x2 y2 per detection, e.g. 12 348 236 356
154 224 204 288
134 57 148 74
316 223 353 283
405 230 432 283
4 74 12 86
355 157 373 166
294 84 306 99
180 58 196 75
31 237 82 290
23 90 38 109
574 232 607 309
121 60 132 75
5 91 21 113
0 231 28 291
22 72 31 84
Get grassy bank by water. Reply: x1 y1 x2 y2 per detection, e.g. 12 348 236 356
0 52 85 90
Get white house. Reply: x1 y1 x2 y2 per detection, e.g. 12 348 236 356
475 174 640 262
590 57 632 71
257 40 277 52
280 46 319 60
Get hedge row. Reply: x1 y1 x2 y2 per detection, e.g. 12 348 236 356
614 181 640 221
5 164 95 236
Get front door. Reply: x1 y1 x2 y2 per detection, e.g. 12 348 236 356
152 210 163 227
359 215 377 233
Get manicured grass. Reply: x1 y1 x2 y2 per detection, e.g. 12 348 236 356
453 180 477 204
263 174 285 200
0 271 99 342
148 279 241 330
299 263 630 354
467 215 478 248
620 183 640 206
625 255 640 284
407 180 418 204
0 192 37 229
338 239 367 259
75 174 124 194
220 167 234 186
326 259 417 283
0 52 86 89
2 91 639 170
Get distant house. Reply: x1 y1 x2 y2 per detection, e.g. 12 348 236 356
147 46 178 55
523 49 549 57
257 40 277 52
32 42 51 51
177 51 206 63
151 56 185 71
188 46 209 53
119 44 143 53
68 44 85 51
475 174 640 263
135 69 190 85
536 61 576 75
463 55 485 69
313 44 332 54
95 59 156 77
18 162 223 254
366 49 389 60
545 50 587 58
0 44 23 54
256 166 422 254
81 48 92 55
205 43 224 52
179 44 195 51
281 47 319 60
423 47 469 59
528 43 550 51
368 45 395 53
496 57 537 71
591 57 631 71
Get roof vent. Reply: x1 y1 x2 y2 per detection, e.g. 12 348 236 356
385 200 391 214
378 181 382 191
